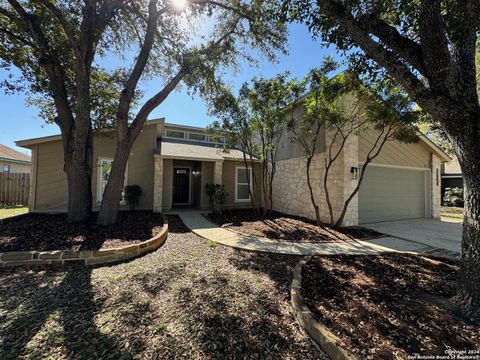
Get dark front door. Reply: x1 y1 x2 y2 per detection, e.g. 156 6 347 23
173 168 190 204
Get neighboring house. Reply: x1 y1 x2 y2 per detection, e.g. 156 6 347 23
16 113 451 226
441 157 463 198
16 119 261 214
0 144 31 174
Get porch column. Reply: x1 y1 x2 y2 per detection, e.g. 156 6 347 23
214 160 223 185
153 155 163 213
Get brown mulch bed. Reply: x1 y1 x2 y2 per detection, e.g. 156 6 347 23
0 211 164 252
207 208 381 243
301 254 479 359
0 215 322 359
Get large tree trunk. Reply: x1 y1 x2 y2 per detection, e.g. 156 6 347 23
96 142 130 226
448 112 480 321
62 124 94 224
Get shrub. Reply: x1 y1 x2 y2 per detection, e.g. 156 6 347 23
124 185 142 211
443 187 464 207
205 183 228 214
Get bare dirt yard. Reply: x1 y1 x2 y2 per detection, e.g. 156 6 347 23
301 254 479 360
207 209 381 243
0 215 322 359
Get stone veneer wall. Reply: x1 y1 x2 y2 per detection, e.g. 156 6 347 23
272 130 360 226
431 153 442 219
153 156 163 212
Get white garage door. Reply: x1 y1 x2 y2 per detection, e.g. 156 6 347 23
359 166 428 224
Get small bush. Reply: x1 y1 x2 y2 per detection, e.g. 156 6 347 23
443 187 464 207
205 183 228 214
124 185 142 211
207 240 217 248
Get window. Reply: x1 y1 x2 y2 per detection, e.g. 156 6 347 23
235 167 252 202
2 164 10 173
188 132 206 141
207 135 225 144
165 129 185 139
97 158 127 204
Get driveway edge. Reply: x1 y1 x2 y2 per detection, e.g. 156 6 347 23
291 256 358 360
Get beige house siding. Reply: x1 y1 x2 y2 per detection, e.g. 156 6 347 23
35 140 68 211
359 129 431 168
32 124 157 212
0 160 30 173
201 161 214 209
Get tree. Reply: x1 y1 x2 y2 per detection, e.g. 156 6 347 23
286 57 338 225
0 0 286 225
0 0 122 223
282 0 480 320
208 73 296 217
289 65 418 227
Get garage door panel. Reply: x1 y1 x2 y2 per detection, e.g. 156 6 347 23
359 166 426 223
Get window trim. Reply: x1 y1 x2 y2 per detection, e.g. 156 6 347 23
96 158 128 205
3 163 10 173
235 166 252 203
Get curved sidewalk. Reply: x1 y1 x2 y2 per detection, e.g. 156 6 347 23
176 211 444 257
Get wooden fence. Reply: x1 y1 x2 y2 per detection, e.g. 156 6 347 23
0 173 30 206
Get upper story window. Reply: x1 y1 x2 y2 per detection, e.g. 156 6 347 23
3 164 10 173
188 133 206 141
165 129 185 139
164 126 225 144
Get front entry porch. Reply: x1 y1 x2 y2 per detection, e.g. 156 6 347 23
153 156 223 213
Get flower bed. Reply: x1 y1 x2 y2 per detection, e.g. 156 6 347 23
0 211 168 267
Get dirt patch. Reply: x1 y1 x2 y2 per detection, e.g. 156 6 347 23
0 215 323 359
207 209 381 242
301 254 479 359
0 211 164 252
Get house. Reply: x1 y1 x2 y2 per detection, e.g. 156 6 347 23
441 156 463 199
272 100 451 225
16 114 450 226
16 119 261 214
0 144 31 174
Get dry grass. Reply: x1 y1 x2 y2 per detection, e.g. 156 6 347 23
0 215 322 359
0 206 28 219
441 206 463 223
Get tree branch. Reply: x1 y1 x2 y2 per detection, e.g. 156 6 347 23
37 0 77 49
315 0 441 115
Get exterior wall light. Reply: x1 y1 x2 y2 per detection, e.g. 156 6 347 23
351 166 359 180
192 170 201 176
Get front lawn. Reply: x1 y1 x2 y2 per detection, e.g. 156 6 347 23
0 206 28 220
441 206 463 223
207 209 381 242
0 215 321 359
301 254 479 359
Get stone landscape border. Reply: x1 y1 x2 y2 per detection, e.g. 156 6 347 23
291 256 358 360
0 215 168 267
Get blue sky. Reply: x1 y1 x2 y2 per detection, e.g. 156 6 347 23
0 23 344 155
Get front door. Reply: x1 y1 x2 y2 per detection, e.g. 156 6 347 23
173 168 190 204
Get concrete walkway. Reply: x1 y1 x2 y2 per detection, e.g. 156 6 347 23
175 210 457 258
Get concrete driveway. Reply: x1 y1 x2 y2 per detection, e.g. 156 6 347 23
365 219 463 253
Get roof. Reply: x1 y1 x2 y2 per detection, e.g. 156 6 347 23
159 139 254 162
0 144 31 164
16 118 164 148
